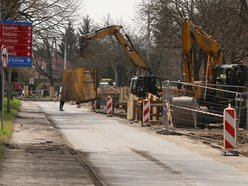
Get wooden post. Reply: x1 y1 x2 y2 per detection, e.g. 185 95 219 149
24 85 29 97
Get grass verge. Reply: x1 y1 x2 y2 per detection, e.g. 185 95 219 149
0 99 21 159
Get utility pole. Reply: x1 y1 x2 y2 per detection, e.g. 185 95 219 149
52 37 60 95
64 33 67 70
54 38 59 85
147 3 151 65
115 65 119 87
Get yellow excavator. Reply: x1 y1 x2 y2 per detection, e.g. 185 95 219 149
79 25 162 98
182 17 248 102
172 17 248 127
182 17 223 99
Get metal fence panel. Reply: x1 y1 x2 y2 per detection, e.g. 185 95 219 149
163 81 248 129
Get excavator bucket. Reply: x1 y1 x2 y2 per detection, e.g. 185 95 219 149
61 68 97 103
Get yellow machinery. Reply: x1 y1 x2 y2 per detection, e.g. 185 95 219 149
182 17 248 100
80 25 162 98
172 17 248 127
182 17 223 99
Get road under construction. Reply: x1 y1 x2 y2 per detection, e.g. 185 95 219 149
60 17 248 131
56 18 248 163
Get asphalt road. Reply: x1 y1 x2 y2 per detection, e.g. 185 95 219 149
38 101 248 186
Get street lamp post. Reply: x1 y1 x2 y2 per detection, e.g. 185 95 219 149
64 35 67 70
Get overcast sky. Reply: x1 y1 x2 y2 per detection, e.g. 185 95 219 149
82 0 141 25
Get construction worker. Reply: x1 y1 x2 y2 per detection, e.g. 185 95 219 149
59 87 64 111
59 100 64 111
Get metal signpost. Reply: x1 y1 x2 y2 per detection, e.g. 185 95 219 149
1 45 8 130
0 21 32 131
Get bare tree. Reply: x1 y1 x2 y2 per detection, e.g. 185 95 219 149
77 16 140 86
59 21 80 68
135 0 248 81
240 0 248 25
0 0 83 86
1 0 82 33
33 33 55 86
135 0 183 80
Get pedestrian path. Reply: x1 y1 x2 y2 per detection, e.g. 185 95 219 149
0 101 95 186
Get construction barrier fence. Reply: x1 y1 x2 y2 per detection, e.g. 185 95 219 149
163 80 248 130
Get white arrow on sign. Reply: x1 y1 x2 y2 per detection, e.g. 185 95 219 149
1 46 8 68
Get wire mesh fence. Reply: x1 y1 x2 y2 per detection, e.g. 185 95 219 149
163 80 248 130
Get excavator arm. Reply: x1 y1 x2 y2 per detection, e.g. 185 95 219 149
182 17 223 84
80 25 162 98
81 25 122 40
80 25 148 74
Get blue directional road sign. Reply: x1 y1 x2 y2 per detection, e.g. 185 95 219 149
0 21 32 67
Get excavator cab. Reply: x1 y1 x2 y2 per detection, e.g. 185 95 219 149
215 64 248 88
130 76 162 98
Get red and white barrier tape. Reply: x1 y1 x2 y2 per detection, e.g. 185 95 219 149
170 104 223 118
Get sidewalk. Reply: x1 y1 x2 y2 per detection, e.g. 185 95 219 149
0 101 95 186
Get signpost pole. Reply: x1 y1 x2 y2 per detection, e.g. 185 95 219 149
0 46 8 131
0 1 2 131
1 65 3 131
7 67 11 112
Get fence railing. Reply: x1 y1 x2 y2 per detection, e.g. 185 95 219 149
162 80 248 130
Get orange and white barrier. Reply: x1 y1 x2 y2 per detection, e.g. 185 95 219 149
143 99 150 123
223 104 237 155
106 96 113 117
